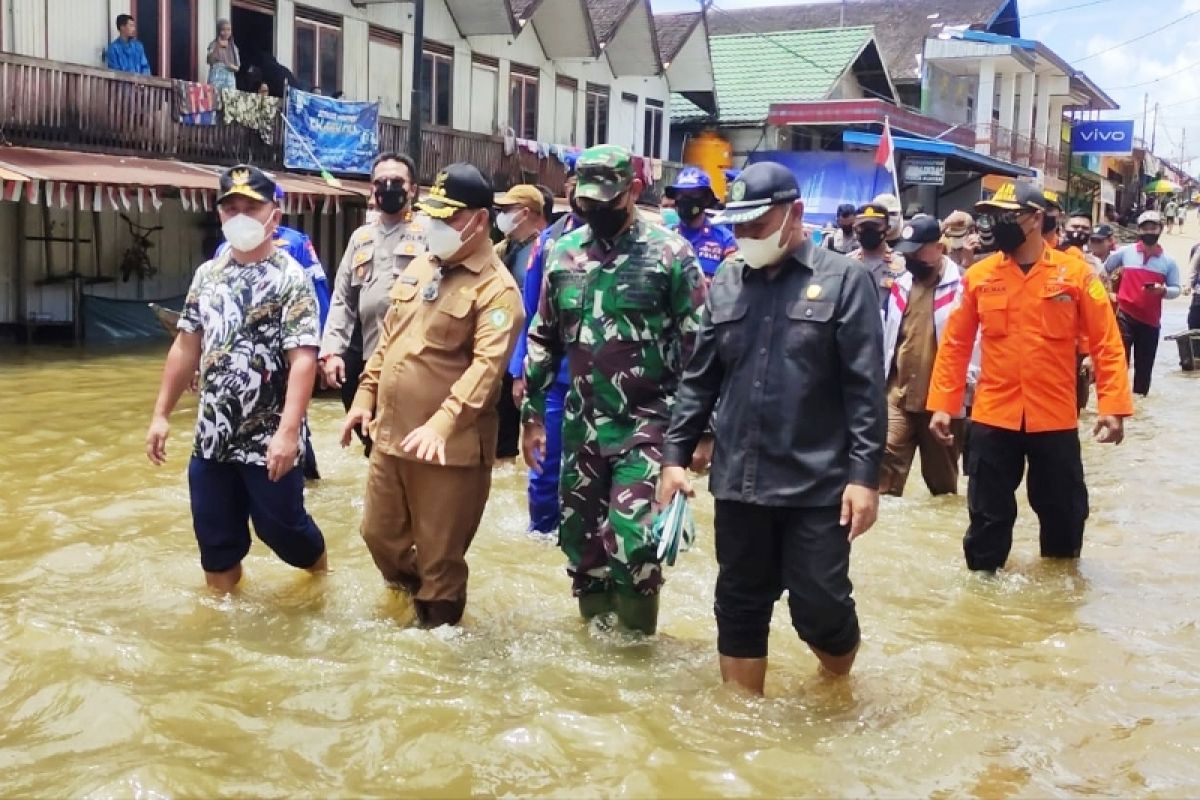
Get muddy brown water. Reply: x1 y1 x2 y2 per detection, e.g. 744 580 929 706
1 236 1198 797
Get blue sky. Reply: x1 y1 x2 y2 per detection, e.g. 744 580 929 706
650 0 1199 176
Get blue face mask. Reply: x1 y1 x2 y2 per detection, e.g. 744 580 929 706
661 208 680 227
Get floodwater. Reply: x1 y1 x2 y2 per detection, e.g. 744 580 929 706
2 236 1199 798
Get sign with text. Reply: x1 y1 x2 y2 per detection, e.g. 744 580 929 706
901 157 946 186
1071 120 1135 155
284 89 380 175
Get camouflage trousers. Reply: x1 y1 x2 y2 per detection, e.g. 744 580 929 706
559 442 664 597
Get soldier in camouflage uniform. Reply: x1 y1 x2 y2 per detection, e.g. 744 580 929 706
521 144 706 634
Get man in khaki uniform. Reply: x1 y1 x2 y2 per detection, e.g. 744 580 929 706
320 152 426 410
341 163 524 628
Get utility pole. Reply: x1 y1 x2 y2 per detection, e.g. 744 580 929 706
407 0 426 181
1151 102 1159 155
1141 92 1148 145
839 0 846 27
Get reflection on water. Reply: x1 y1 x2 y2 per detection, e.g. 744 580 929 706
2 306 1199 798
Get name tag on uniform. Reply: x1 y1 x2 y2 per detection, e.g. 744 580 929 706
399 275 419 285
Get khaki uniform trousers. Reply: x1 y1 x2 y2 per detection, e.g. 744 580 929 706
361 451 491 626
879 403 965 497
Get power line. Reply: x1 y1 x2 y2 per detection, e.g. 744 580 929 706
1072 10 1200 64
1105 58 1200 91
993 0 1113 23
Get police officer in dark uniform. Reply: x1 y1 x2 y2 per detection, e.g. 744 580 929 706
658 162 885 695
665 166 738 283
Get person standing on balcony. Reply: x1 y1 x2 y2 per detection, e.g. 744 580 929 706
105 15 150 76
927 181 1132 573
493 184 551 462
1104 211 1181 396
320 153 425 431
207 19 241 91
664 167 738 284
849 203 906 309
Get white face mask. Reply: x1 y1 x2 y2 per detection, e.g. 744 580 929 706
425 213 477 261
737 207 792 269
222 213 269 252
496 209 524 236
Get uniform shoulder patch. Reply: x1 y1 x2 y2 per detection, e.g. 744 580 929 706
488 307 511 330
1087 277 1107 301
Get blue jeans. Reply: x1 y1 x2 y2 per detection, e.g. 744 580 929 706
528 380 567 533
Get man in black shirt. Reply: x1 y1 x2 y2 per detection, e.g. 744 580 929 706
659 162 885 695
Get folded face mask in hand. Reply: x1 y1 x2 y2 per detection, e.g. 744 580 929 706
651 491 696 567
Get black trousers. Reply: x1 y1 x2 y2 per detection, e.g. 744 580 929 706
1118 311 1159 396
713 501 860 659
964 423 1089 571
1188 298 1200 331
340 346 372 457
496 373 520 459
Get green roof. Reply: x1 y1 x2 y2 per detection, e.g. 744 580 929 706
670 93 714 124
707 26 875 124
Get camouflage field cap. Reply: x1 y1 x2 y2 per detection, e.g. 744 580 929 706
575 144 635 203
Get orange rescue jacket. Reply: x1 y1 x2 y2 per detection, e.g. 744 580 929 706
927 246 1133 432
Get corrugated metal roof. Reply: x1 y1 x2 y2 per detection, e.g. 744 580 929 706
0 146 369 197
708 26 875 124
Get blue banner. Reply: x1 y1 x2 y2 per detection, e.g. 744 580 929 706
1071 120 1135 156
746 151 888 227
284 89 380 175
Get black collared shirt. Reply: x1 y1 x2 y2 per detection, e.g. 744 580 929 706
663 240 886 507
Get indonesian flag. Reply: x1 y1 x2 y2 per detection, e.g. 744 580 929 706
3 180 22 202
875 117 900 197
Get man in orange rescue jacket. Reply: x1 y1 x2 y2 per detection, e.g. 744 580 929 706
926 181 1133 572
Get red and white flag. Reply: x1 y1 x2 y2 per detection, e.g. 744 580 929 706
3 180 22 202
25 180 41 205
875 117 900 198
150 188 162 211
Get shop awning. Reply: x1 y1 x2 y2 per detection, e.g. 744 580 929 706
842 131 1035 179
0 146 369 214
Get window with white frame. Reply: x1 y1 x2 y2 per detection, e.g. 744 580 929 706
295 9 342 94
509 64 539 139
585 84 608 147
421 44 453 127
643 99 663 158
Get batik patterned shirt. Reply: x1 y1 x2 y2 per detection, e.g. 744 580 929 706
178 250 320 465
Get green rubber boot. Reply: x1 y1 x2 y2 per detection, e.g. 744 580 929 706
578 590 615 620
614 593 660 635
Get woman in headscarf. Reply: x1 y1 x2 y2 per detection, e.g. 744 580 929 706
206 19 240 91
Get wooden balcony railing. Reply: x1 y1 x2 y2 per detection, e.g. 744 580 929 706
0 52 679 196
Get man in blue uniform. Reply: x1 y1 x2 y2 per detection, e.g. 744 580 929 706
665 167 738 283
509 164 581 534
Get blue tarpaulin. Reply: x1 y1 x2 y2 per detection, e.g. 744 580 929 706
284 90 380 175
745 151 892 227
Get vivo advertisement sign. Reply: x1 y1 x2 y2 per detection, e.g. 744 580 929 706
1071 120 1135 155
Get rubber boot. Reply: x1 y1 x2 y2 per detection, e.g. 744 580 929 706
614 593 660 635
578 590 614 620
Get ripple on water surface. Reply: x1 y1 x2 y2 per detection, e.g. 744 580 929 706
2 300 1200 797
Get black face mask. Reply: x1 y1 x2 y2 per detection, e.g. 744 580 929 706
568 192 582 218
907 257 936 281
857 228 885 250
583 199 631 240
677 200 705 223
1063 230 1090 248
993 217 1028 255
839 222 855 235
374 180 408 216
1139 232 1160 247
